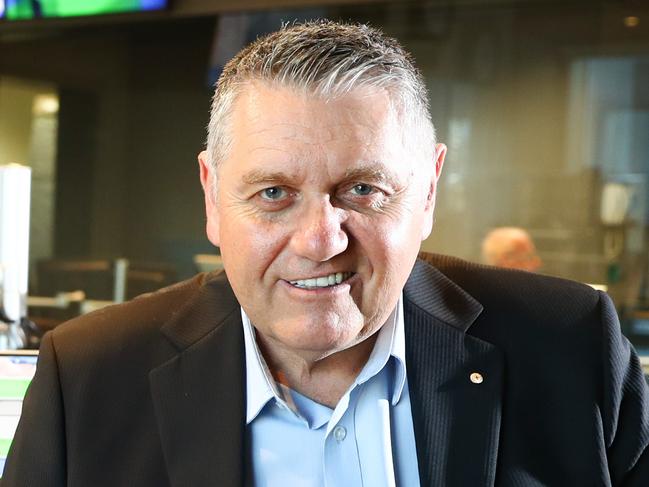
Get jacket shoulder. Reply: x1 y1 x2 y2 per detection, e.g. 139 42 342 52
416 252 603 329
49 272 220 358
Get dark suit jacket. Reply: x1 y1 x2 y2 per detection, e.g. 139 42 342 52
3 254 649 486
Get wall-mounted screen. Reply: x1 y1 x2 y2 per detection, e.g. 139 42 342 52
2 0 168 20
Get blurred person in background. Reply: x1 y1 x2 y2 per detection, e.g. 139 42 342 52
482 226 542 272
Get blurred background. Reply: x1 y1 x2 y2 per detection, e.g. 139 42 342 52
1 0 649 353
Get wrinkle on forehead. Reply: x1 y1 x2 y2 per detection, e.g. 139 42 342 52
244 122 312 139
243 121 385 149
239 129 387 173
238 81 395 126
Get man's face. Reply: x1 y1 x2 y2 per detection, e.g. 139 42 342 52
199 83 445 361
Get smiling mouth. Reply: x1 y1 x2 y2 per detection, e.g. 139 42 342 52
288 272 355 289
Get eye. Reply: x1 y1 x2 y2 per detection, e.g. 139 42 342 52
259 187 288 201
350 184 375 196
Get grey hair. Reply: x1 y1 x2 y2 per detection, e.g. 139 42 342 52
206 20 436 192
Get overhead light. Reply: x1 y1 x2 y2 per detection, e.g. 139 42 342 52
624 16 640 28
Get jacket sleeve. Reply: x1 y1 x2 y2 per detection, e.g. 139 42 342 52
2 332 67 486
600 292 649 486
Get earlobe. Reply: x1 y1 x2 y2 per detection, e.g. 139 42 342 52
434 143 447 179
198 151 214 203
421 143 447 241
197 151 221 247
423 143 446 210
421 180 436 240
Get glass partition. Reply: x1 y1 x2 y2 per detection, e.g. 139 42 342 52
1 0 648 350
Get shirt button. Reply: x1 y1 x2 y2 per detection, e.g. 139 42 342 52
333 425 347 443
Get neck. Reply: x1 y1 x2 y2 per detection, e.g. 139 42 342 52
256 333 379 408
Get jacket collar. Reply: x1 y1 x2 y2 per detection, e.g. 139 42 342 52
404 257 484 331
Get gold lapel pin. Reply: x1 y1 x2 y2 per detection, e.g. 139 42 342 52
470 372 484 384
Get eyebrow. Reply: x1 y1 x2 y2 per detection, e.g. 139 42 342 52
241 169 298 186
240 162 403 186
342 163 403 185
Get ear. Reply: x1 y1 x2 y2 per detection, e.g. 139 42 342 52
198 150 221 247
421 143 447 240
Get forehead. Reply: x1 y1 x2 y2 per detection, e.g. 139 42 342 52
243 82 395 127
223 83 407 170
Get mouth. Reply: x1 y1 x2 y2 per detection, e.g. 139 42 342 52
288 272 355 290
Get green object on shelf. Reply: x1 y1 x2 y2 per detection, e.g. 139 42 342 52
607 262 622 284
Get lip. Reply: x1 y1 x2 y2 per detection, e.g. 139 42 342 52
280 272 360 297
284 271 354 282
287 271 354 288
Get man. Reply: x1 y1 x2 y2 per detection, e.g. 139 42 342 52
4 21 649 487
481 227 542 272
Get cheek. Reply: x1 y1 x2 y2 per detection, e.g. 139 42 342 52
377 210 426 250
357 211 425 279
218 213 290 277
352 219 417 271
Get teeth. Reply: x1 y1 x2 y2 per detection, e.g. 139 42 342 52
316 276 328 287
290 272 352 289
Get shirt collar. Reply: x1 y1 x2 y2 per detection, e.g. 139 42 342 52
354 295 407 405
242 294 408 424
242 310 282 424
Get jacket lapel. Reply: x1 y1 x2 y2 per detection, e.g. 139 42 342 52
149 272 246 487
405 259 503 487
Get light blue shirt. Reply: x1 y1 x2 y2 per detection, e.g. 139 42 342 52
242 296 421 487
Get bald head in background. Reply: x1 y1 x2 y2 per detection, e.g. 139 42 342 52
481 226 542 272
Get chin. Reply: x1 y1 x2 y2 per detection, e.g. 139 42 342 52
286 334 353 354
276 326 360 355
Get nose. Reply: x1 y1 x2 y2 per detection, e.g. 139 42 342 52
290 197 348 262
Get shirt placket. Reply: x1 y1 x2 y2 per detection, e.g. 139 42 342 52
323 390 363 487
